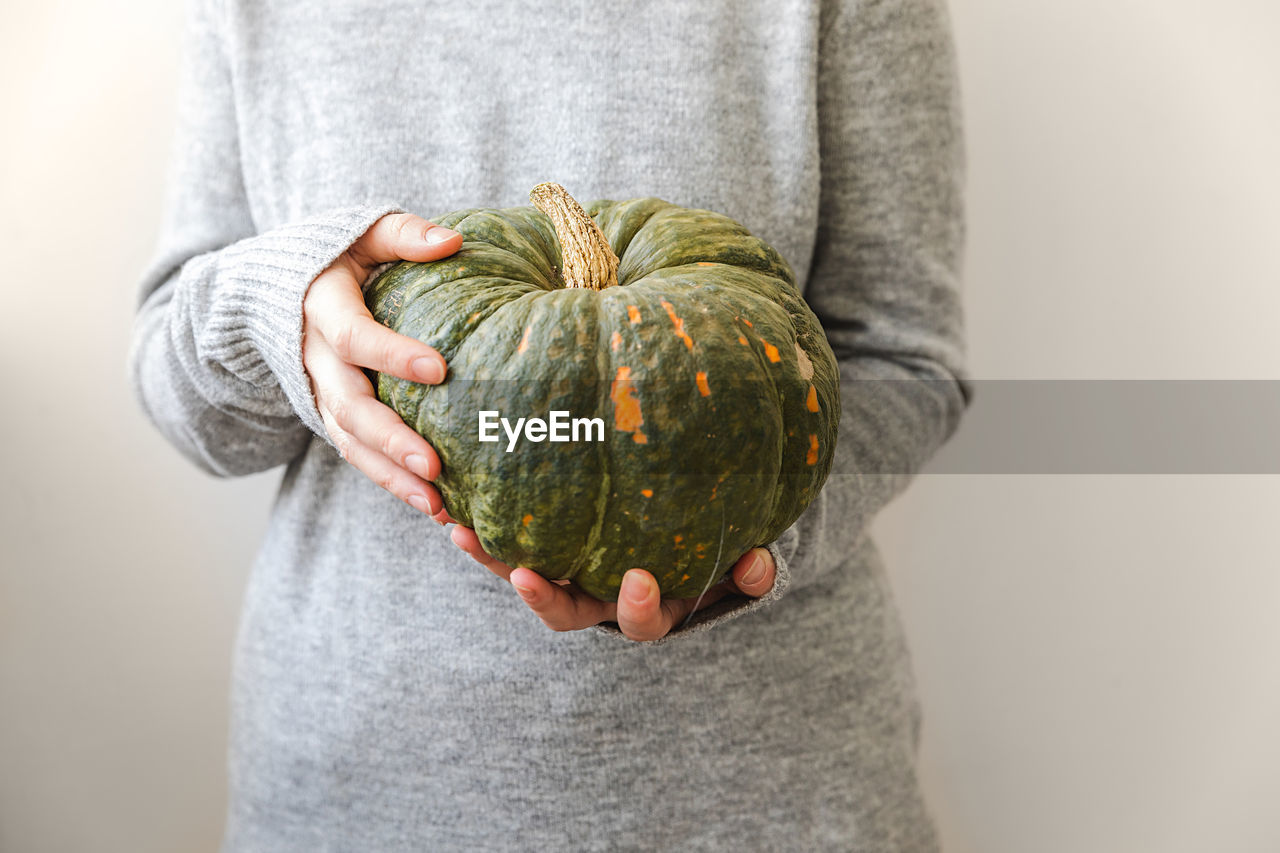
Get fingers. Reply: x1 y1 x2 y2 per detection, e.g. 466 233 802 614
453 528 614 633
502 560 762 641
322 409 442 516
618 569 732 641
612 570 680 641
451 525 514 580
729 547 776 598
349 212 463 268
508 567 616 633
308 336 442 476
305 266 448 385
304 210 462 385
613 551 775 640
305 327 443 516
452 528 622 633
452 531 777 642
502 563 679 639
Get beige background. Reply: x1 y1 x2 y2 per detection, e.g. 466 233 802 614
3 1 1278 851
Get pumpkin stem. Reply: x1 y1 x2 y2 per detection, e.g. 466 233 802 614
530 182 620 290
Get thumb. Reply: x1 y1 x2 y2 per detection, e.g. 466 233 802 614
731 548 776 598
350 212 463 268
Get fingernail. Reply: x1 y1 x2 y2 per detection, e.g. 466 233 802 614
413 356 445 384
513 583 535 601
425 226 459 245
741 553 766 586
405 453 432 479
407 494 431 514
624 571 653 605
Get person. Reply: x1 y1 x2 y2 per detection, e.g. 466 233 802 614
130 0 970 849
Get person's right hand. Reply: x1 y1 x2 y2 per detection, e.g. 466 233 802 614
302 213 463 520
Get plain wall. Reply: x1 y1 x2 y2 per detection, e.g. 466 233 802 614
881 3 1280 852
2 1 1277 851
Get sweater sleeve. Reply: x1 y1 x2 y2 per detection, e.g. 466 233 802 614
796 0 972 554
603 0 971 643
128 0 399 476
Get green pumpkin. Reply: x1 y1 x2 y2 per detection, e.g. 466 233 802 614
366 183 838 600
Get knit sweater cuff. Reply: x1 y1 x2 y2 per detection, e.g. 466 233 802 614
206 205 401 437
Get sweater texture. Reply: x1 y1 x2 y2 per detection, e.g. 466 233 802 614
130 0 969 849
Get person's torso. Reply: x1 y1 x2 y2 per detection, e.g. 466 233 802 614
225 0 825 289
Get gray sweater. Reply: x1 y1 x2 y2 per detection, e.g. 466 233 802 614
130 0 969 849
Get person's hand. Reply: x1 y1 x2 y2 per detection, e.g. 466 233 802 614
451 525 777 641
303 213 463 519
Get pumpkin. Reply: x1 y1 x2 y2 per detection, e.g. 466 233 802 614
365 183 839 601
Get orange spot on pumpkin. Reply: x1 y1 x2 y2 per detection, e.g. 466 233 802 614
806 384 820 412
627 305 642 325
610 366 647 443
680 573 691 583
763 341 781 363
806 434 819 466
522 514 533 527
696 262 716 267
741 318 754 327
695 371 711 397
659 300 694 350
738 335 749 346
641 489 653 498
517 326 531 354
674 535 684 545
610 330 622 352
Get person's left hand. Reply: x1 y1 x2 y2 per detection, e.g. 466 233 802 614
450 526 777 641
